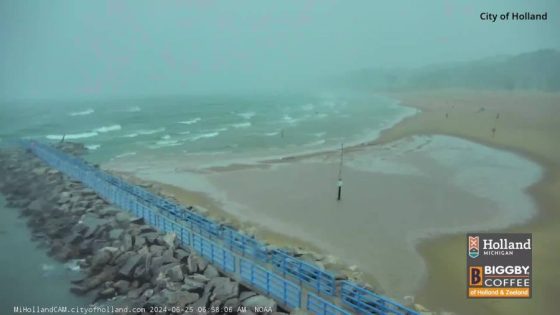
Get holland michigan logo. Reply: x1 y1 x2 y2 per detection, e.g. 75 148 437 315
469 236 479 258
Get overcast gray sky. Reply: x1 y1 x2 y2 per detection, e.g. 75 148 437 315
1 0 558 100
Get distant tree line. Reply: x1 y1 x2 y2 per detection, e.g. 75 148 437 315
336 49 560 92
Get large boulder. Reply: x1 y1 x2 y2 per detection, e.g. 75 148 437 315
242 295 277 313
90 250 112 270
203 265 219 278
166 264 184 282
118 254 146 277
210 279 238 302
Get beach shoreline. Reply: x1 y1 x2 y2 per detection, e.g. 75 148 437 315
104 89 559 315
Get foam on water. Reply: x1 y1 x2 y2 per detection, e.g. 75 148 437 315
94 124 122 133
68 109 95 116
178 118 201 125
46 132 98 140
86 144 101 150
190 132 220 141
232 122 251 128
126 106 141 112
237 112 256 119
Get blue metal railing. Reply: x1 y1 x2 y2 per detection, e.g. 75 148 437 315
271 249 337 296
17 140 420 315
307 292 351 315
222 226 269 262
240 258 301 309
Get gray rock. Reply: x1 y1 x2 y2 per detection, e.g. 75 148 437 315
118 254 145 277
192 291 211 310
99 206 120 217
134 235 146 249
210 279 238 302
166 264 184 282
223 298 240 309
174 249 190 261
143 288 154 298
80 214 110 238
91 250 112 270
142 232 159 244
149 289 199 308
239 291 258 301
203 265 219 278
196 257 208 272
188 274 210 283
109 229 124 240
115 212 132 225
242 295 277 313
113 280 130 294
186 255 198 274
97 287 115 299
149 245 165 255
28 199 45 212
121 234 133 251
163 233 176 249
182 278 205 293
149 252 177 275
132 264 149 281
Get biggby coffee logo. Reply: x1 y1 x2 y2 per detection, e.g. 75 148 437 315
466 233 532 298
468 236 479 258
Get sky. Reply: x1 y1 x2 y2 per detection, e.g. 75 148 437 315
1 0 559 100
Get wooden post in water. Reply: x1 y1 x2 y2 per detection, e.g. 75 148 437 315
337 143 344 201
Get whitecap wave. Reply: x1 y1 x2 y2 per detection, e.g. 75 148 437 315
126 106 141 112
46 132 98 140
69 109 94 116
264 131 280 136
313 132 326 137
114 152 137 159
237 111 256 119
178 117 201 125
86 144 101 150
283 115 297 124
122 128 166 138
232 122 251 128
162 134 171 140
190 132 220 141
94 124 122 133
154 139 181 147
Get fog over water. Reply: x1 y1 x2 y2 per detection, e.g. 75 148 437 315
1 0 558 100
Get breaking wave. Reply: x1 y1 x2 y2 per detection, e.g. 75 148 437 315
86 144 101 150
190 132 220 141
237 111 256 119
46 132 98 140
232 122 251 128
178 118 201 125
94 124 122 133
69 109 94 116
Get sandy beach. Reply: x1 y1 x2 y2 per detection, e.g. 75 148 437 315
381 89 560 315
105 89 560 315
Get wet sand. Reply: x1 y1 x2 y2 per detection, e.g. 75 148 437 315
379 89 560 315
105 89 559 315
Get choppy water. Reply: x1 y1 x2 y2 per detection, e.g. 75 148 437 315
0 197 93 314
0 92 416 162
